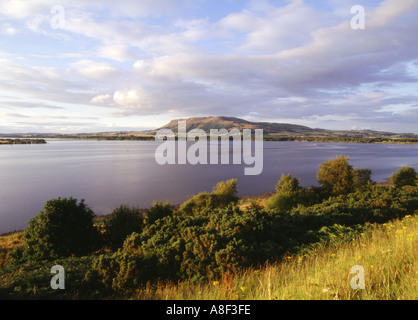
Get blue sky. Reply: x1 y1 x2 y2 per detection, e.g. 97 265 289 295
0 0 417 133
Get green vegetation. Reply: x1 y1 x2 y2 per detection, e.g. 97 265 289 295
103 205 145 250
263 136 418 144
178 179 238 215
390 166 417 188
135 214 418 300
11 198 101 263
0 139 46 145
0 158 417 300
266 174 319 211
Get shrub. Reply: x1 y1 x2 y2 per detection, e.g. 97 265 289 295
266 174 319 211
317 155 354 195
178 179 238 215
353 167 374 190
390 166 417 188
266 189 319 211
211 179 239 206
89 185 418 295
19 197 101 262
146 202 175 225
275 174 301 193
104 205 144 250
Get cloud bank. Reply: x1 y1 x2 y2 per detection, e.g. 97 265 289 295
0 0 417 133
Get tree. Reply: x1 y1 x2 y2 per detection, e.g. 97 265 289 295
275 174 301 193
211 179 238 207
266 174 317 211
390 166 417 188
353 168 374 190
105 205 144 250
178 179 238 215
20 197 101 262
316 155 354 196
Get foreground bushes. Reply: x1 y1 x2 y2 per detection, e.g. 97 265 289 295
104 205 145 250
178 179 238 215
2 159 417 299
87 185 418 295
13 198 101 262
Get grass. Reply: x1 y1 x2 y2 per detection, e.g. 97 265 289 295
136 214 417 300
0 232 23 268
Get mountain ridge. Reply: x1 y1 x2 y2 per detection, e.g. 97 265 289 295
2 116 417 140
153 116 418 138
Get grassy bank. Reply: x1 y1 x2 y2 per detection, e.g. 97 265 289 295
137 214 417 300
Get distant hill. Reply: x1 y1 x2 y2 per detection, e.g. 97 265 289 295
151 116 418 139
2 116 418 141
155 116 315 135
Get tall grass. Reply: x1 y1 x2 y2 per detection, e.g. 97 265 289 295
0 232 23 268
137 214 417 300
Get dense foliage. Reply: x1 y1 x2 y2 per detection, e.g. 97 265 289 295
145 202 175 225
178 179 238 215
104 205 145 250
87 185 417 295
14 197 101 262
390 166 417 188
266 174 320 211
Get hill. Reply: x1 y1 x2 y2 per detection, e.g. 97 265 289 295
2 116 418 142
155 116 314 135
149 116 418 139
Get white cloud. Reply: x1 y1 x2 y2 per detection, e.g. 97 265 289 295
90 94 111 104
0 0 417 133
71 60 119 80
4 27 17 35
96 46 137 62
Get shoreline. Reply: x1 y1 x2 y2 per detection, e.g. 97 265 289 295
0 180 394 237
0 139 47 145
2 135 418 145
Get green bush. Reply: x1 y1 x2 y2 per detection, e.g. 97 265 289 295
353 167 374 190
266 174 320 211
18 197 101 262
317 155 354 195
90 185 418 295
275 174 301 193
146 202 175 225
390 166 417 188
104 205 144 250
211 179 239 206
178 179 238 215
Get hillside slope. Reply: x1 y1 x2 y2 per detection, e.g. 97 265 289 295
151 116 418 138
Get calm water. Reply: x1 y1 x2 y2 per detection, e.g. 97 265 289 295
0 139 417 234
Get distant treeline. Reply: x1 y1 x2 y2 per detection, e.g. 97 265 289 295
264 136 418 144
78 134 418 144
98 135 418 144
83 135 155 141
4 135 418 145
0 139 47 145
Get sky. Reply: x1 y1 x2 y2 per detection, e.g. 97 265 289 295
0 0 417 133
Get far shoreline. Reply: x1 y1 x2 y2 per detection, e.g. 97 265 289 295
0 139 47 145
2 135 418 145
